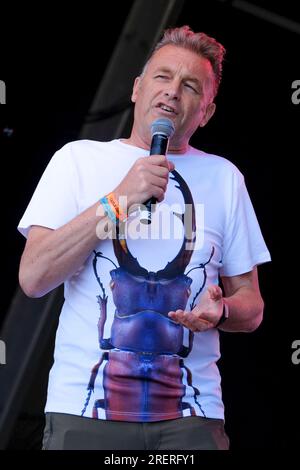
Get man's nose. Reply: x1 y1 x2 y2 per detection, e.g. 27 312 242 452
164 81 181 100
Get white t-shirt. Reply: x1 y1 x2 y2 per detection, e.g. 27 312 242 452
18 139 271 422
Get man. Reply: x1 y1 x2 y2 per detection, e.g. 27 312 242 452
18 26 271 450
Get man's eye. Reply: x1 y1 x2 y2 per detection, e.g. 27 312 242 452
185 83 197 93
155 75 169 79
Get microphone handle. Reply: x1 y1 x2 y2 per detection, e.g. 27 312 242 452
149 133 169 155
140 133 169 225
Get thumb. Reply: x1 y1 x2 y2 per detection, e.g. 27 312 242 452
207 285 223 302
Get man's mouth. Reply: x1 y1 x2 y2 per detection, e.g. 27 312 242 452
156 103 178 115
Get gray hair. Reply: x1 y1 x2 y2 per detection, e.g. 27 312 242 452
144 25 226 99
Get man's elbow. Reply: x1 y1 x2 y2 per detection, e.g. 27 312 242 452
19 268 45 299
246 299 264 332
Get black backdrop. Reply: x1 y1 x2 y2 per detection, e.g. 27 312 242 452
0 0 299 450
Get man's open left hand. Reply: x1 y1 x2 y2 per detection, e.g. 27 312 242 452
168 285 224 332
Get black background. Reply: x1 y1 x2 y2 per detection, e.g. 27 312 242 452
0 0 299 450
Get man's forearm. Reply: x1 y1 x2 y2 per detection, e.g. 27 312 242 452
219 287 264 333
19 201 113 298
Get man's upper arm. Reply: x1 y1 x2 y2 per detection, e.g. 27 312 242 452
221 267 261 298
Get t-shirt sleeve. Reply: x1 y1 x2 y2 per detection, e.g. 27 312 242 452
17 143 79 238
219 172 271 277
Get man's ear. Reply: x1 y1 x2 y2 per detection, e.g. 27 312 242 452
199 102 216 127
131 77 141 103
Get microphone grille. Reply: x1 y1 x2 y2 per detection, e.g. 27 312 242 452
151 118 175 138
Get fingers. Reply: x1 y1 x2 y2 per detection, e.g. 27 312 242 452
168 310 214 332
146 155 175 172
139 157 174 201
147 164 170 178
150 174 168 190
114 155 175 207
149 184 166 202
147 155 172 167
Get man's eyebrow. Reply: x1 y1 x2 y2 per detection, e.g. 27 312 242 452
153 67 201 83
152 66 173 74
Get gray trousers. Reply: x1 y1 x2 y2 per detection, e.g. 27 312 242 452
42 413 229 450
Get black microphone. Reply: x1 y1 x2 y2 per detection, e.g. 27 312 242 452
140 118 175 225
